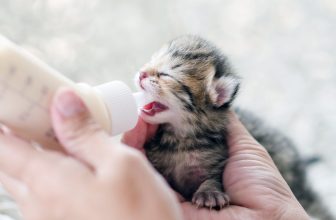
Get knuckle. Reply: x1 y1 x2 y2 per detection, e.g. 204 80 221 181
117 148 144 169
62 112 101 137
63 114 103 141
104 148 146 182
62 117 105 147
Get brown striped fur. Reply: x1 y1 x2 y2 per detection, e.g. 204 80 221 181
135 35 334 218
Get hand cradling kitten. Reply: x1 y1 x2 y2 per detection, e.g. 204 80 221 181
135 35 334 219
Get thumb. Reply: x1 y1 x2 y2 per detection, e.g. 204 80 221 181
226 110 268 155
121 117 158 153
51 87 111 169
224 112 300 212
225 110 280 172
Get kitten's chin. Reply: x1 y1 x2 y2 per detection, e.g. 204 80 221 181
139 110 172 125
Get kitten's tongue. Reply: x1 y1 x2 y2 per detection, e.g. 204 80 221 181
142 102 168 116
133 92 168 116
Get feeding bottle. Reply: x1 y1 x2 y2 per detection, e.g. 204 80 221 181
0 35 147 150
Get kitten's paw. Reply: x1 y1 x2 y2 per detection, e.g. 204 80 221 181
192 191 230 210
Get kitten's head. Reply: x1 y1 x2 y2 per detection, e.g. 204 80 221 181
136 35 240 128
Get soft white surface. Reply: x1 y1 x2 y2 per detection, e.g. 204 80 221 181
0 0 335 218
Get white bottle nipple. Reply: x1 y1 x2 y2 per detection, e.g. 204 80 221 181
95 81 139 135
132 91 153 111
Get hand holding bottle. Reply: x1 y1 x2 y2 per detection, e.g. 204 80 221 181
0 35 146 150
0 88 183 220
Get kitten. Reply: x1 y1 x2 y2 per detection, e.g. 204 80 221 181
135 35 334 219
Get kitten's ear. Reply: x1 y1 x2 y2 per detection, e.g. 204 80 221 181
208 75 240 108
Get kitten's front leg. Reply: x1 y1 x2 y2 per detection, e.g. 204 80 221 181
192 178 230 209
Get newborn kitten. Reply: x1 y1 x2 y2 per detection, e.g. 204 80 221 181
135 35 334 219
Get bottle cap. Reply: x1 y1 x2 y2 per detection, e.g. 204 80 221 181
95 81 138 136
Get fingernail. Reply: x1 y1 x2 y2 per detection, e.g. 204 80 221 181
0 125 11 135
55 90 86 118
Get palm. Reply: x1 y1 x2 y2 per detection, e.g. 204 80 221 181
123 116 307 220
180 141 293 220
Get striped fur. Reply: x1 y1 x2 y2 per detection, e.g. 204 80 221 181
137 35 334 218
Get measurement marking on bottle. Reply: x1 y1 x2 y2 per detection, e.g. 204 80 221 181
0 78 49 122
41 86 48 95
39 85 49 104
0 82 7 99
19 75 33 93
0 66 51 120
0 66 17 99
0 76 9 99
9 66 16 76
24 75 33 86
19 104 35 121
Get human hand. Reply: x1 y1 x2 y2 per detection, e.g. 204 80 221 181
122 117 158 154
0 88 182 220
123 111 310 220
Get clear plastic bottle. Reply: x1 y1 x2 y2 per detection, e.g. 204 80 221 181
0 35 145 150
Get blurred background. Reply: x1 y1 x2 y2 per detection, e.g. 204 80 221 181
0 0 335 219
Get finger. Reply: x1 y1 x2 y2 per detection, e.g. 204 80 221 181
147 122 159 140
121 118 158 152
0 172 29 203
225 111 286 188
226 110 278 173
175 191 186 202
152 171 185 202
0 133 36 181
51 88 114 169
0 134 56 186
122 118 147 151
0 124 11 135
226 110 265 154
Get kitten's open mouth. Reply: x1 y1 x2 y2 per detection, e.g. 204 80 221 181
141 101 168 116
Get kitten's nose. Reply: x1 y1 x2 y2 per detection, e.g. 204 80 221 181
139 72 148 81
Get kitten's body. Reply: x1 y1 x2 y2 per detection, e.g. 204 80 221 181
137 35 333 219
146 119 229 206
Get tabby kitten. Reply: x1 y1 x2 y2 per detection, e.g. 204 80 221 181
135 35 333 219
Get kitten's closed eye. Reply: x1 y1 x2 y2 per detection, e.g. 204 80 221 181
157 72 169 77
171 63 183 69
